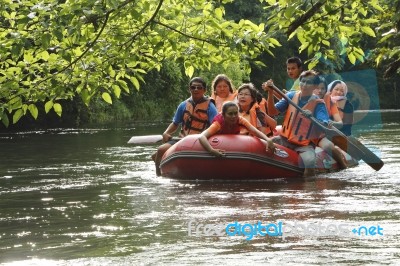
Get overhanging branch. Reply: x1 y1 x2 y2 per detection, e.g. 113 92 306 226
286 0 326 36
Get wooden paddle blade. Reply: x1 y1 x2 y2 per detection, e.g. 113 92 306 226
347 136 384 171
127 135 163 144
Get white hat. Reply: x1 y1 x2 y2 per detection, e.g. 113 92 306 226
327 80 348 96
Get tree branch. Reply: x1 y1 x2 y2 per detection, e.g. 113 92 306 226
122 0 164 49
384 58 400 78
154 20 215 44
286 0 327 36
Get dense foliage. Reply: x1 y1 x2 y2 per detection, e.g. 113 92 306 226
1 0 399 128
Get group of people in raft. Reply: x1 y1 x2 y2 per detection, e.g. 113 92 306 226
152 57 354 177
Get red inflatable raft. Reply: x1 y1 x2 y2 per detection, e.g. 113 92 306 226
160 134 358 180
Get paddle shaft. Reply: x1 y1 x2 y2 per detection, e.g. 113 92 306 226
269 85 384 171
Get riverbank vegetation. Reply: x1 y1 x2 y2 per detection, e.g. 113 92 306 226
1 0 399 130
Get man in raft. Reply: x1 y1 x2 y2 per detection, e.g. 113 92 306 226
262 70 330 177
152 77 218 176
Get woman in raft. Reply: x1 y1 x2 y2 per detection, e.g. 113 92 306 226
313 75 347 169
236 83 277 137
327 80 354 136
198 101 276 157
210 74 237 112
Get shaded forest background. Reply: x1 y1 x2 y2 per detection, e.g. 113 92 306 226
2 0 399 131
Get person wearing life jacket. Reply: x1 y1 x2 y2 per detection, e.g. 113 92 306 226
327 80 354 136
263 70 330 177
152 77 218 176
210 74 238 113
313 75 347 169
236 83 277 137
198 101 275 157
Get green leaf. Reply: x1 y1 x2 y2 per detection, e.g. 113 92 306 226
102 92 113 104
268 38 281 47
13 109 23 124
53 103 62 117
108 65 116 78
215 8 223 20
339 26 352 32
41 33 52 49
1 113 9 127
361 26 376 37
363 18 379 24
308 59 319 70
322 40 330 46
24 52 34 64
298 42 309 53
112 84 121 98
8 96 22 109
53 29 63 42
117 80 129 93
28 104 39 119
81 89 91 106
348 52 356 64
130 76 140 91
369 2 384 12
37 51 49 61
45 101 53 113
185 65 194 78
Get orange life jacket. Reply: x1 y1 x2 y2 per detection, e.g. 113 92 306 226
211 91 238 112
323 94 340 118
281 92 324 146
182 97 212 136
240 102 277 136
258 97 268 114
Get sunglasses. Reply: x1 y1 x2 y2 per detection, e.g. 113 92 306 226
190 85 204 90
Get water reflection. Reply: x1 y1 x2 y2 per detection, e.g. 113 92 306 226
0 113 400 265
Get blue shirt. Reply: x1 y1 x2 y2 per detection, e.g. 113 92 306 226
172 98 218 126
275 91 329 124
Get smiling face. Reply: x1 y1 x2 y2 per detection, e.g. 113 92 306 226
215 80 231 98
331 83 346 97
189 81 206 102
222 105 239 125
237 88 254 111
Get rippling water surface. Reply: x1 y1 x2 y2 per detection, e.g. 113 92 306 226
0 112 399 265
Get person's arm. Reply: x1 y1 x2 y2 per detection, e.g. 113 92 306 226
248 125 275 152
314 103 330 125
164 101 185 141
329 112 343 129
207 101 219 124
162 123 179 142
261 81 281 116
241 117 275 152
198 123 225 157
266 88 281 116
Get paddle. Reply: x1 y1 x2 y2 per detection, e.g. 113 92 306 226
127 135 180 145
269 85 384 171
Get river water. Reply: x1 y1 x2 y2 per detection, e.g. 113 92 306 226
0 111 399 265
